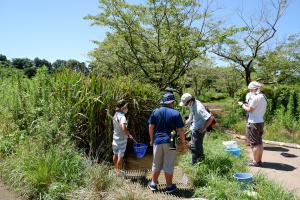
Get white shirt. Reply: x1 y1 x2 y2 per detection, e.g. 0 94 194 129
188 100 211 132
248 93 267 123
112 112 128 145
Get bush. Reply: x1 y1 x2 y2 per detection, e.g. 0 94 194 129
0 140 85 199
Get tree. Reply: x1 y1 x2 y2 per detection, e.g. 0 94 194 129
0 54 12 68
86 0 230 89
52 59 67 70
213 0 287 85
33 57 52 71
12 58 33 69
0 54 7 62
66 59 87 73
256 33 300 84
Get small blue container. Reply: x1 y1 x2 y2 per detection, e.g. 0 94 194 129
133 143 148 159
225 147 241 156
233 173 253 189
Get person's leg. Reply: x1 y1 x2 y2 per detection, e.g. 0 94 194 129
150 144 162 186
112 145 119 172
253 144 263 164
113 154 118 172
191 131 205 164
165 173 173 186
117 156 123 172
163 143 176 186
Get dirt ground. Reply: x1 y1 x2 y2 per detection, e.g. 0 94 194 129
0 182 23 200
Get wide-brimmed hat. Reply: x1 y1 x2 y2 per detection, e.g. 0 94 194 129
161 93 175 104
179 93 193 106
248 81 263 89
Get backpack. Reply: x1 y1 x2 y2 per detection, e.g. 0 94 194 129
205 106 217 132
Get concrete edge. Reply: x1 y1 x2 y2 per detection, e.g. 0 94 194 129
232 133 300 149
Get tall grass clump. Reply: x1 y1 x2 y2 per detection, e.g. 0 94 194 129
50 70 160 159
0 138 85 199
0 66 160 198
179 131 298 200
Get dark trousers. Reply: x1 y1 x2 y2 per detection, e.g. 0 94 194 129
191 130 205 164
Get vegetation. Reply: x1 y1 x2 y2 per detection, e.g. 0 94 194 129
179 132 298 200
0 0 299 199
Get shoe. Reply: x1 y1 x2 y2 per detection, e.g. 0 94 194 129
117 170 126 177
165 184 177 193
148 181 158 191
248 160 262 167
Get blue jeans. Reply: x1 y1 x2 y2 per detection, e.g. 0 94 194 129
191 130 205 164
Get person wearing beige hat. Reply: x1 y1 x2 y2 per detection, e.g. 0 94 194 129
180 93 215 164
238 81 267 167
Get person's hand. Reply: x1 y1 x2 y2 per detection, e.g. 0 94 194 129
185 119 190 125
238 101 243 106
128 134 133 139
178 143 188 153
149 140 153 146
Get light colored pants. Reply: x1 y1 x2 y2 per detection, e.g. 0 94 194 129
152 143 176 174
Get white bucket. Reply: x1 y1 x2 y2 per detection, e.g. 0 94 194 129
222 140 238 148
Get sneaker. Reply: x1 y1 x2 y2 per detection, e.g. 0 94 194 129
165 184 177 193
148 181 158 191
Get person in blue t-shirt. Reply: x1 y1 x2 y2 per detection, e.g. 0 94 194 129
147 93 187 193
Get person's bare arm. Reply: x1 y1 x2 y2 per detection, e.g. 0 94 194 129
242 104 254 112
177 127 187 152
149 124 155 146
120 124 133 139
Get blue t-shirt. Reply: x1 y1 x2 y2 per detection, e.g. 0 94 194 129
148 107 184 145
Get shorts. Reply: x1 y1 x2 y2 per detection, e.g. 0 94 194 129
152 143 176 174
112 140 127 157
246 122 264 147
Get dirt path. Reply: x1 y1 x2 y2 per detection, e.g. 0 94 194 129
0 181 23 200
247 144 300 198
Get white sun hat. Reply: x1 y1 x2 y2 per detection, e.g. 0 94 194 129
248 81 263 89
179 93 193 106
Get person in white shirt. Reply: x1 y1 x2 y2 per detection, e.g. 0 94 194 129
238 81 267 167
112 100 133 175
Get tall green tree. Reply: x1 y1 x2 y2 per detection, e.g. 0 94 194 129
52 59 67 70
256 34 300 84
12 58 33 69
86 0 231 89
33 57 52 71
213 0 287 85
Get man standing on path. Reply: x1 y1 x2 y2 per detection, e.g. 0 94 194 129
179 93 214 165
238 81 267 167
148 93 187 193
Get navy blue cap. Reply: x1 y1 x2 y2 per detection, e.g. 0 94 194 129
161 93 175 104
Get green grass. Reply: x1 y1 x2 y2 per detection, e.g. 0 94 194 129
179 131 298 200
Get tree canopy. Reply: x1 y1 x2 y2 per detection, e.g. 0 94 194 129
86 0 233 89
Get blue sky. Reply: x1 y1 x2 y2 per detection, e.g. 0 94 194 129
0 0 299 63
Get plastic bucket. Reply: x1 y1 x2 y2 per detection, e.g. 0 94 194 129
225 147 241 156
133 143 148 159
222 140 238 148
233 173 253 189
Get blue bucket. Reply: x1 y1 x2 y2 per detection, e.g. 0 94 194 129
225 147 241 156
233 173 253 189
133 143 148 159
